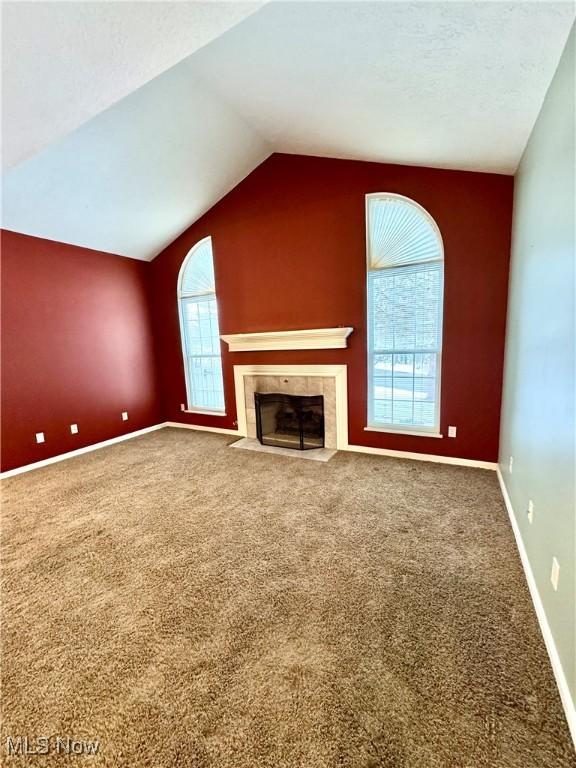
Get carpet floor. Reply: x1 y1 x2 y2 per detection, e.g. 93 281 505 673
1 428 574 767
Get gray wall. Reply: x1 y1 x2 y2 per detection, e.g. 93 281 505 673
500 25 575 703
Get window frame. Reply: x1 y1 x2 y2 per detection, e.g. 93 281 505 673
177 237 226 416
365 193 444 436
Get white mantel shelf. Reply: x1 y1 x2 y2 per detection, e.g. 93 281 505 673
220 327 354 352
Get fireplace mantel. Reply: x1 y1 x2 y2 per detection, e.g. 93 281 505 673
220 327 353 352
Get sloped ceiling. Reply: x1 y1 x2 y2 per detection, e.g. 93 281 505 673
1 1 265 171
192 2 575 175
2 62 271 260
1 1 574 261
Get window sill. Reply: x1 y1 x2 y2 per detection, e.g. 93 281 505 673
364 426 443 438
181 408 227 417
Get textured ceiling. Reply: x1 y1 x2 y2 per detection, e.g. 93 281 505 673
192 1 575 174
1 1 574 260
1 1 265 171
2 61 271 260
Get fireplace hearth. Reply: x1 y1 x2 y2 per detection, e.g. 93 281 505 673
254 392 324 450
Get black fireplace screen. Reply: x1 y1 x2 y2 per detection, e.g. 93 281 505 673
254 393 324 450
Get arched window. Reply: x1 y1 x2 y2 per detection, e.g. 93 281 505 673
366 194 444 434
178 237 225 413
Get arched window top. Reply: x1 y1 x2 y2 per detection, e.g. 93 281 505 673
178 236 215 297
367 193 443 271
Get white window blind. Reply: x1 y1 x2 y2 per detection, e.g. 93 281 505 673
367 195 444 433
178 238 225 412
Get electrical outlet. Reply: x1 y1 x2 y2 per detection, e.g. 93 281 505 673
70 424 79 434
509 456 514 474
181 403 186 411
550 558 560 591
527 500 534 524
35 432 45 444
448 426 457 438
121 412 128 421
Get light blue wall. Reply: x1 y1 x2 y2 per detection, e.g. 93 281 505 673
500 24 575 705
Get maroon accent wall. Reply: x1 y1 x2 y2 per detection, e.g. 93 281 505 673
1 154 512 470
150 153 513 462
1 231 160 472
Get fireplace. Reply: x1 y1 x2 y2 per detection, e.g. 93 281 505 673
235 366 346 450
254 393 324 450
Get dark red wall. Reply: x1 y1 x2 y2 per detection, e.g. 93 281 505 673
150 153 513 462
1 231 160 471
1 154 513 471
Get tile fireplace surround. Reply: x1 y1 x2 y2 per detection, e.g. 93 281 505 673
233 365 349 451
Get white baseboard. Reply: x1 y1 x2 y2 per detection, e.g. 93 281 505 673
0 424 166 479
497 468 576 747
2 420 495 478
0 422 245 479
165 421 240 436
164 423 495 468
345 442 498 470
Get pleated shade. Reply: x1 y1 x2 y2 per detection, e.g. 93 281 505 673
368 196 442 270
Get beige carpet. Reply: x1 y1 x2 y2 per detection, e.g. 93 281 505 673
1 428 574 767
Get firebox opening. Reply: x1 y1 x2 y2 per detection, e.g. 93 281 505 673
254 393 324 450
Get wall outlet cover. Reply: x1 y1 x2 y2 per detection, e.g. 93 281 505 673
70 424 79 434
121 412 128 421
527 499 534 524
550 557 560 591
35 432 45 444
509 456 514 473
448 426 457 437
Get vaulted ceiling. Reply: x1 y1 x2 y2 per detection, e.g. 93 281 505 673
2 1 574 261
2 1 265 171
